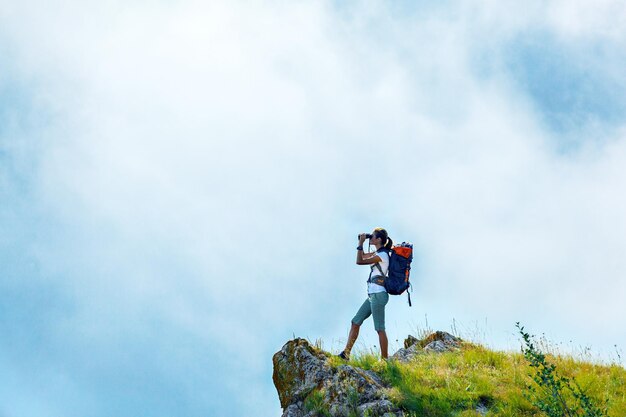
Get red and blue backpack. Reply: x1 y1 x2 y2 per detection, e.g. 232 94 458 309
371 242 414 306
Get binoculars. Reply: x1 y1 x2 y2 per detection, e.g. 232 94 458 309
358 233 373 239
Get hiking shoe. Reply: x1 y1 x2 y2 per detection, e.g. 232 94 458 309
337 351 350 361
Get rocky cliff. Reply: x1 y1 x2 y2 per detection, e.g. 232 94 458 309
272 331 462 417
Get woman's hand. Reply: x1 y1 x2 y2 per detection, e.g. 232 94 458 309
358 233 367 244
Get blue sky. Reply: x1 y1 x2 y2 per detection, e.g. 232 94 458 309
2 1 626 416
503 31 626 139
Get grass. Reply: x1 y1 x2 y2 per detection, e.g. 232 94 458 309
304 388 331 417
334 341 626 417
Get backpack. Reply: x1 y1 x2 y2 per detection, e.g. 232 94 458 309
370 242 414 306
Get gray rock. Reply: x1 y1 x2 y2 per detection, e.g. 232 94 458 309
424 340 447 352
363 370 384 386
403 335 419 349
391 331 462 363
390 343 422 363
422 331 462 348
273 339 401 417
272 338 333 409
282 403 304 417
357 399 395 415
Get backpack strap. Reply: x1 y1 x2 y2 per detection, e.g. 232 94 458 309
367 264 385 284
407 283 413 306
367 248 390 285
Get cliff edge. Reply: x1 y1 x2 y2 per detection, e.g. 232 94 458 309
272 331 462 417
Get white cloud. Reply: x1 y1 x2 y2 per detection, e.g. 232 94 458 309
2 1 626 416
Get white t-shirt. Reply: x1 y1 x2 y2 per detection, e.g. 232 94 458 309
367 250 389 294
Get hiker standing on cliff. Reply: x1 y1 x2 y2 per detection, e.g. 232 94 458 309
338 227 393 360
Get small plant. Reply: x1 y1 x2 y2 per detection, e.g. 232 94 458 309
304 388 331 417
362 409 374 417
314 338 324 351
346 383 360 417
516 322 609 417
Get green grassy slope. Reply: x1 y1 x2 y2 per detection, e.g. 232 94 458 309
326 340 626 417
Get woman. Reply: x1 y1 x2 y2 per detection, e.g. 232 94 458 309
338 227 393 360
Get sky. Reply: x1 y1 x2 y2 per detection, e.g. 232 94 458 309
1 0 626 416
